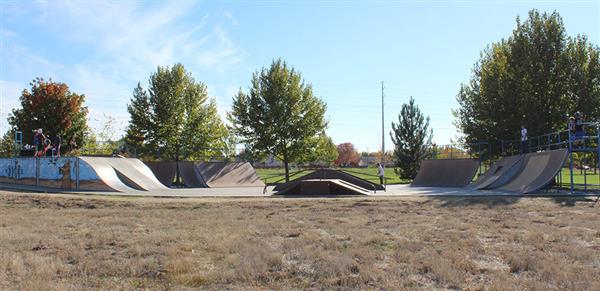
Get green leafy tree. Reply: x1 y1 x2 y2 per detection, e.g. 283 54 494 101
390 97 433 180
125 63 228 162
454 10 600 153
0 132 16 157
567 35 600 120
124 83 151 154
228 59 328 181
7 78 88 154
300 134 338 167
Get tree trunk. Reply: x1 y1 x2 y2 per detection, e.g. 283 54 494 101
284 160 290 183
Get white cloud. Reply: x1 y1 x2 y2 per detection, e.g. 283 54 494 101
2 1 246 138
0 80 26 134
224 11 238 26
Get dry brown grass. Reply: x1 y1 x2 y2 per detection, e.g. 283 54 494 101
1 192 600 290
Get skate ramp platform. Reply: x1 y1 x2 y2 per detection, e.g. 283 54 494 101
273 168 383 192
275 179 371 196
411 159 480 187
178 161 208 188
469 155 524 190
195 162 264 188
495 149 567 194
145 161 177 187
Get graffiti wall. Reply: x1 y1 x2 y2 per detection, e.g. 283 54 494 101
0 157 102 190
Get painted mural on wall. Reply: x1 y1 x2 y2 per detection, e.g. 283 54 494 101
0 157 101 185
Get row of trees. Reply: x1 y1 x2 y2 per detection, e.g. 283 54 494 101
3 9 597 182
2 59 340 182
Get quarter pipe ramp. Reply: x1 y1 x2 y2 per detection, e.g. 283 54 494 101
469 155 524 190
145 161 177 187
178 161 208 188
411 159 480 187
194 162 264 188
495 149 567 194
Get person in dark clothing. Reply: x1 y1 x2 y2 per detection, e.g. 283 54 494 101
34 129 47 157
52 135 62 157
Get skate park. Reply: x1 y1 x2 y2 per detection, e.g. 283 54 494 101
0 123 597 198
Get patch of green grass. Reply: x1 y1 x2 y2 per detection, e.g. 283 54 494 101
338 167 409 185
255 168 314 184
557 168 600 190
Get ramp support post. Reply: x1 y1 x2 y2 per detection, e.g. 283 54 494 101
597 123 600 192
75 158 80 191
584 152 588 192
568 128 574 194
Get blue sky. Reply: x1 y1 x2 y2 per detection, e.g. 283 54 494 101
1 0 598 152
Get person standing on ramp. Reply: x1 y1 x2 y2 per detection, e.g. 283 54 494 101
520 125 528 154
376 163 385 185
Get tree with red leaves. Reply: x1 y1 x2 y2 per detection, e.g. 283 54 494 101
8 78 88 154
335 142 361 167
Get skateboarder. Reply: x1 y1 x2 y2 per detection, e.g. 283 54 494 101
520 125 528 154
376 163 384 185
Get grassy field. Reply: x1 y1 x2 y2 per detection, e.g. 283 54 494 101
557 168 600 189
256 167 408 185
2 192 600 289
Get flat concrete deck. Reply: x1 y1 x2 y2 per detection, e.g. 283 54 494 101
2 182 584 198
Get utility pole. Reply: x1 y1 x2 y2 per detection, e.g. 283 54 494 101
381 81 385 165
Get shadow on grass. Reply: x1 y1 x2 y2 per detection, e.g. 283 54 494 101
431 196 522 208
547 196 599 207
430 193 600 208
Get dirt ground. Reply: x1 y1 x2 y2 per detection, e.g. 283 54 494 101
1 191 599 290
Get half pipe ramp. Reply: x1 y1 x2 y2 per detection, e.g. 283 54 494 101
273 168 384 192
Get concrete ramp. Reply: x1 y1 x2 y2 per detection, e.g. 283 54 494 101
469 155 524 190
275 179 370 196
78 157 141 192
412 159 480 187
145 161 177 187
273 168 383 191
496 149 567 194
178 161 208 188
195 162 264 188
